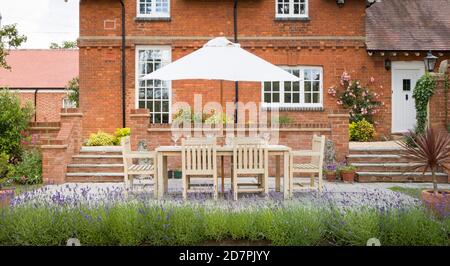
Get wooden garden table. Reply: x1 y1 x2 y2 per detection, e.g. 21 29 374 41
155 145 291 199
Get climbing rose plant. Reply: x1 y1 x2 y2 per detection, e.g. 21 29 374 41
328 72 383 123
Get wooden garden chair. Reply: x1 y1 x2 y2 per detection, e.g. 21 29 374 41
289 135 326 198
231 137 269 201
181 137 218 200
121 136 157 197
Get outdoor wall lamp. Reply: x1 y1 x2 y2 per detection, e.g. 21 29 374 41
336 0 345 8
384 59 391 71
424 50 438 72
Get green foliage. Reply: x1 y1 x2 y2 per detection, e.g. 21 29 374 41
173 108 232 125
0 202 448 246
85 131 117 146
337 164 356 172
49 40 77 49
349 119 376 141
0 89 34 159
329 73 382 123
9 149 42 185
65 77 79 108
413 73 436 134
273 115 293 125
113 128 131 145
0 153 14 187
0 24 27 69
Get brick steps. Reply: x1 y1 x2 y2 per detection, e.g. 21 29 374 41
348 145 448 183
66 146 124 182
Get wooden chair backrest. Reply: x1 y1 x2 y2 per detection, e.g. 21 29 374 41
182 137 217 174
311 135 326 167
232 137 268 172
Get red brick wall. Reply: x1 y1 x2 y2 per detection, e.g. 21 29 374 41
78 0 450 140
16 91 67 122
429 73 450 135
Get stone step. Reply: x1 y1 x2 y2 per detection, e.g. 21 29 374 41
351 162 421 172
67 164 124 173
65 172 124 183
349 147 403 155
71 154 123 164
347 154 410 163
356 171 448 183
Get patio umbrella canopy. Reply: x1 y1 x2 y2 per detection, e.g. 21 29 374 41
141 37 299 82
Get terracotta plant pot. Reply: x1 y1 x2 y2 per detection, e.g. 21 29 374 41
0 188 15 208
325 171 337 182
421 189 450 217
341 171 355 183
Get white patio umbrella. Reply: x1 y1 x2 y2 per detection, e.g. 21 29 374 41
141 37 300 82
141 37 300 124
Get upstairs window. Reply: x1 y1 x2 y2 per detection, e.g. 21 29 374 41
276 0 308 18
137 0 170 18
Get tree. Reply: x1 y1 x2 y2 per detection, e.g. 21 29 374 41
66 77 79 107
0 24 27 69
50 40 77 49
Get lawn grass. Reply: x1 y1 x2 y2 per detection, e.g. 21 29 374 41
388 186 427 199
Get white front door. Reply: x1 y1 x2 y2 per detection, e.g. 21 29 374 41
391 61 425 133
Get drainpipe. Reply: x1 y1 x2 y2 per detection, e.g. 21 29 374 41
119 0 126 128
233 0 239 123
34 89 38 122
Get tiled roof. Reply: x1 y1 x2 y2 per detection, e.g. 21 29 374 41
0 49 79 88
366 0 450 51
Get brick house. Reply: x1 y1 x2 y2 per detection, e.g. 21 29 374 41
0 49 79 122
37 0 450 184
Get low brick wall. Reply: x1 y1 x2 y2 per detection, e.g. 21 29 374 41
129 109 349 175
41 108 83 184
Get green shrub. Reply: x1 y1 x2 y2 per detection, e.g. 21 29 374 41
85 131 117 146
0 153 14 187
349 119 375 141
114 128 131 145
10 149 42 185
0 89 34 159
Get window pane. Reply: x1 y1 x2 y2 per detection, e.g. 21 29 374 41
162 114 169 123
273 82 280 91
293 93 300 103
285 82 291 91
313 81 320 92
284 93 291 103
293 81 300 91
264 93 271 103
147 101 153 112
273 93 280 103
139 88 145 100
305 93 311 103
153 114 161 123
162 101 169 112
304 70 311 80
154 88 161 98
312 70 320 81
146 88 153 99
313 93 319 103
162 88 169 99
305 81 311 91
264 82 271 91
139 101 145 108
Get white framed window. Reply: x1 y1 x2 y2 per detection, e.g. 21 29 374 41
137 0 170 18
62 98 76 108
262 66 323 109
135 46 172 124
275 0 308 18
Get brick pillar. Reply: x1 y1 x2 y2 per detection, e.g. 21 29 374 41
41 108 83 184
328 112 350 162
429 73 449 135
129 109 150 150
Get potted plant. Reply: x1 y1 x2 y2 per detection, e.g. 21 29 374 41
398 127 450 216
338 164 357 183
324 164 337 182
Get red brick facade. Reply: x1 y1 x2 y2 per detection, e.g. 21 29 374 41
78 0 449 148
16 91 68 122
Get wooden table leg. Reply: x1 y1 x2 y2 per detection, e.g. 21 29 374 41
221 156 225 194
275 155 281 192
157 153 164 199
283 151 290 199
163 156 168 194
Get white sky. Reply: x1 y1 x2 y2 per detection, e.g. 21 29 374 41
0 0 79 48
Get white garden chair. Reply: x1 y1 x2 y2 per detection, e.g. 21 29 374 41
121 136 156 197
181 137 218 200
289 135 326 198
231 137 269 200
